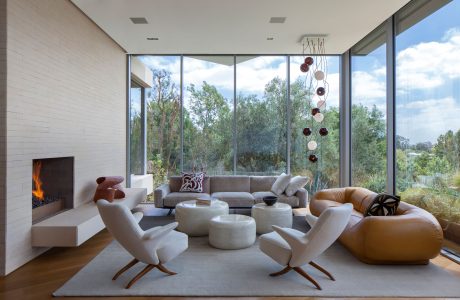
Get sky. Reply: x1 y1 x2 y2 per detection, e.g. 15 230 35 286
135 1 460 145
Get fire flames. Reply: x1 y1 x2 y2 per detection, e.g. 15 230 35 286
32 161 44 201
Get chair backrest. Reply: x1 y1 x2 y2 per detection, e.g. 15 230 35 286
289 203 352 267
96 200 150 262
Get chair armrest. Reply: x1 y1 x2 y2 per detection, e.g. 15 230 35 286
142 222 178 240
305 214 318 227
133 211 143 223
154 183 171 208
295 188 308 208
272 225 306 249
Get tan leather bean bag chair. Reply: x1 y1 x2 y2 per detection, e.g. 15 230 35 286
309 187 443 265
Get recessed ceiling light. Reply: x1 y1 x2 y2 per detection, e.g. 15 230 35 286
130 17 148 24
147 37 159 41
267 37 274 41
269 17 286 24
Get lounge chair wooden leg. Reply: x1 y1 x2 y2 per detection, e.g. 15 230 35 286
157 263 177 275
309 261 335 281
293 266 322 290
270 265 292 277
112 258 139 280
125 264 155 289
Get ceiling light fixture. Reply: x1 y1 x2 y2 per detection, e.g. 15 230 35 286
269 17 286 23
130 17 148 24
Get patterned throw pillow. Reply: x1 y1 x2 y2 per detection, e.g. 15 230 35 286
179 172 205 193
364 193 401 217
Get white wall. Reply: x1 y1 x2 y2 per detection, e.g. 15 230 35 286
1 0 127 275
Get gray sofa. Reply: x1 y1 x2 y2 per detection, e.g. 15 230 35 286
154 175 308 209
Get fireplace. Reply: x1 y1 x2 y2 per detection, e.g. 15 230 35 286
32 157 74 223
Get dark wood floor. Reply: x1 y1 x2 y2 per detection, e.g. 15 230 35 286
1 207 460 300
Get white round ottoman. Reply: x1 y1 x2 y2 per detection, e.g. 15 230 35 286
175 200 229 237
251 202 293 234
209 214 256 250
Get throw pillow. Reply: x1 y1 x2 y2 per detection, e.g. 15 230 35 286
285 176 309 196
179 172 205 193
364 193 401 217
271 173 292 196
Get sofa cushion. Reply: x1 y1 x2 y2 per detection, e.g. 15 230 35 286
170 176 210 194
211 176 250 193
211 192 255 207
285 176 309 196
364 193 400 217
179 172 205 193
271 173 291 195
252 191 277 201
250 176 277 193
163 192 210 207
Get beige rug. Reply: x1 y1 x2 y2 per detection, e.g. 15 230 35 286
54 216 460 297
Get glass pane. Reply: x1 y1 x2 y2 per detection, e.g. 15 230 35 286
235 56 287 175
129 82 143 175
351 25 387 192
396 1 460 227
290 55 340 191
137 56 181 186
183 56 234 175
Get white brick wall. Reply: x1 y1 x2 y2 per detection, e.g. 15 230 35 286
0 0 7 276
2 0 126 275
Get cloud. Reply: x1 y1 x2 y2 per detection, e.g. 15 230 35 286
397 96 460 143
396 28 460 91
351 70 386 112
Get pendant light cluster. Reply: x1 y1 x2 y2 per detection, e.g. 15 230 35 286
300 36 329 163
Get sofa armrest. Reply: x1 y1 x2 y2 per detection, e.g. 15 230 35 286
154 183 170 208
295 188 308 208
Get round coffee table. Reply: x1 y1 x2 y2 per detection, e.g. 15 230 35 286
209 214 256 250
175 200 229 236
251 202 293 234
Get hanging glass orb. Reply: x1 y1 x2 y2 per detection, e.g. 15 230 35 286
313 113 324 122
311 108 320 116
314 70 325 80
317 100 326 109
319 127 329 136
308 154 318 163
316 87 325 96
300 63 309 73
304 57 314 65
308 141 318 150
302 127 312 136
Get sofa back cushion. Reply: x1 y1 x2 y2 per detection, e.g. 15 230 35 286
250 176 277 193
345 187 377 213
211 176 250 193
169 176 211 194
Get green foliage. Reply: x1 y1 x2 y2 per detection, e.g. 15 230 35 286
453 173 460 188
401 187 460 223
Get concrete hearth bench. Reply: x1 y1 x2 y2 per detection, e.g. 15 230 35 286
31 188 146 247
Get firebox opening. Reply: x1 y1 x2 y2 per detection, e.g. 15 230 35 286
32 157 74 223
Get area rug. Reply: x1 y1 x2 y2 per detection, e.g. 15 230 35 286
54 216 460 297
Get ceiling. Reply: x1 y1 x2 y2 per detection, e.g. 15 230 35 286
71 0 410 54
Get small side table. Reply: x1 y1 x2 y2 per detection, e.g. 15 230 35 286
251 202 293 234
175 200 229 236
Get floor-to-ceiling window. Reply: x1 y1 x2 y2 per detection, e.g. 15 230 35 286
137 56 181 187
290 56 341 190
236 56 287 175
183 56 234 175
395 0 460 227
129 81 143 175
351 24 387 192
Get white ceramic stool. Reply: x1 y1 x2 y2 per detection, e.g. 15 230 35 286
175 200 229 236
209 214 256 249
251 202 293 234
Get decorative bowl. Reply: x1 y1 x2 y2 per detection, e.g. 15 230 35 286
263 196 278 206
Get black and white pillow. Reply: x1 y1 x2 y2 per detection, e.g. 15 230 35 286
179 172 205 193
364 193 401 217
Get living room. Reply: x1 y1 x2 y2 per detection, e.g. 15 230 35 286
1 0 460 299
